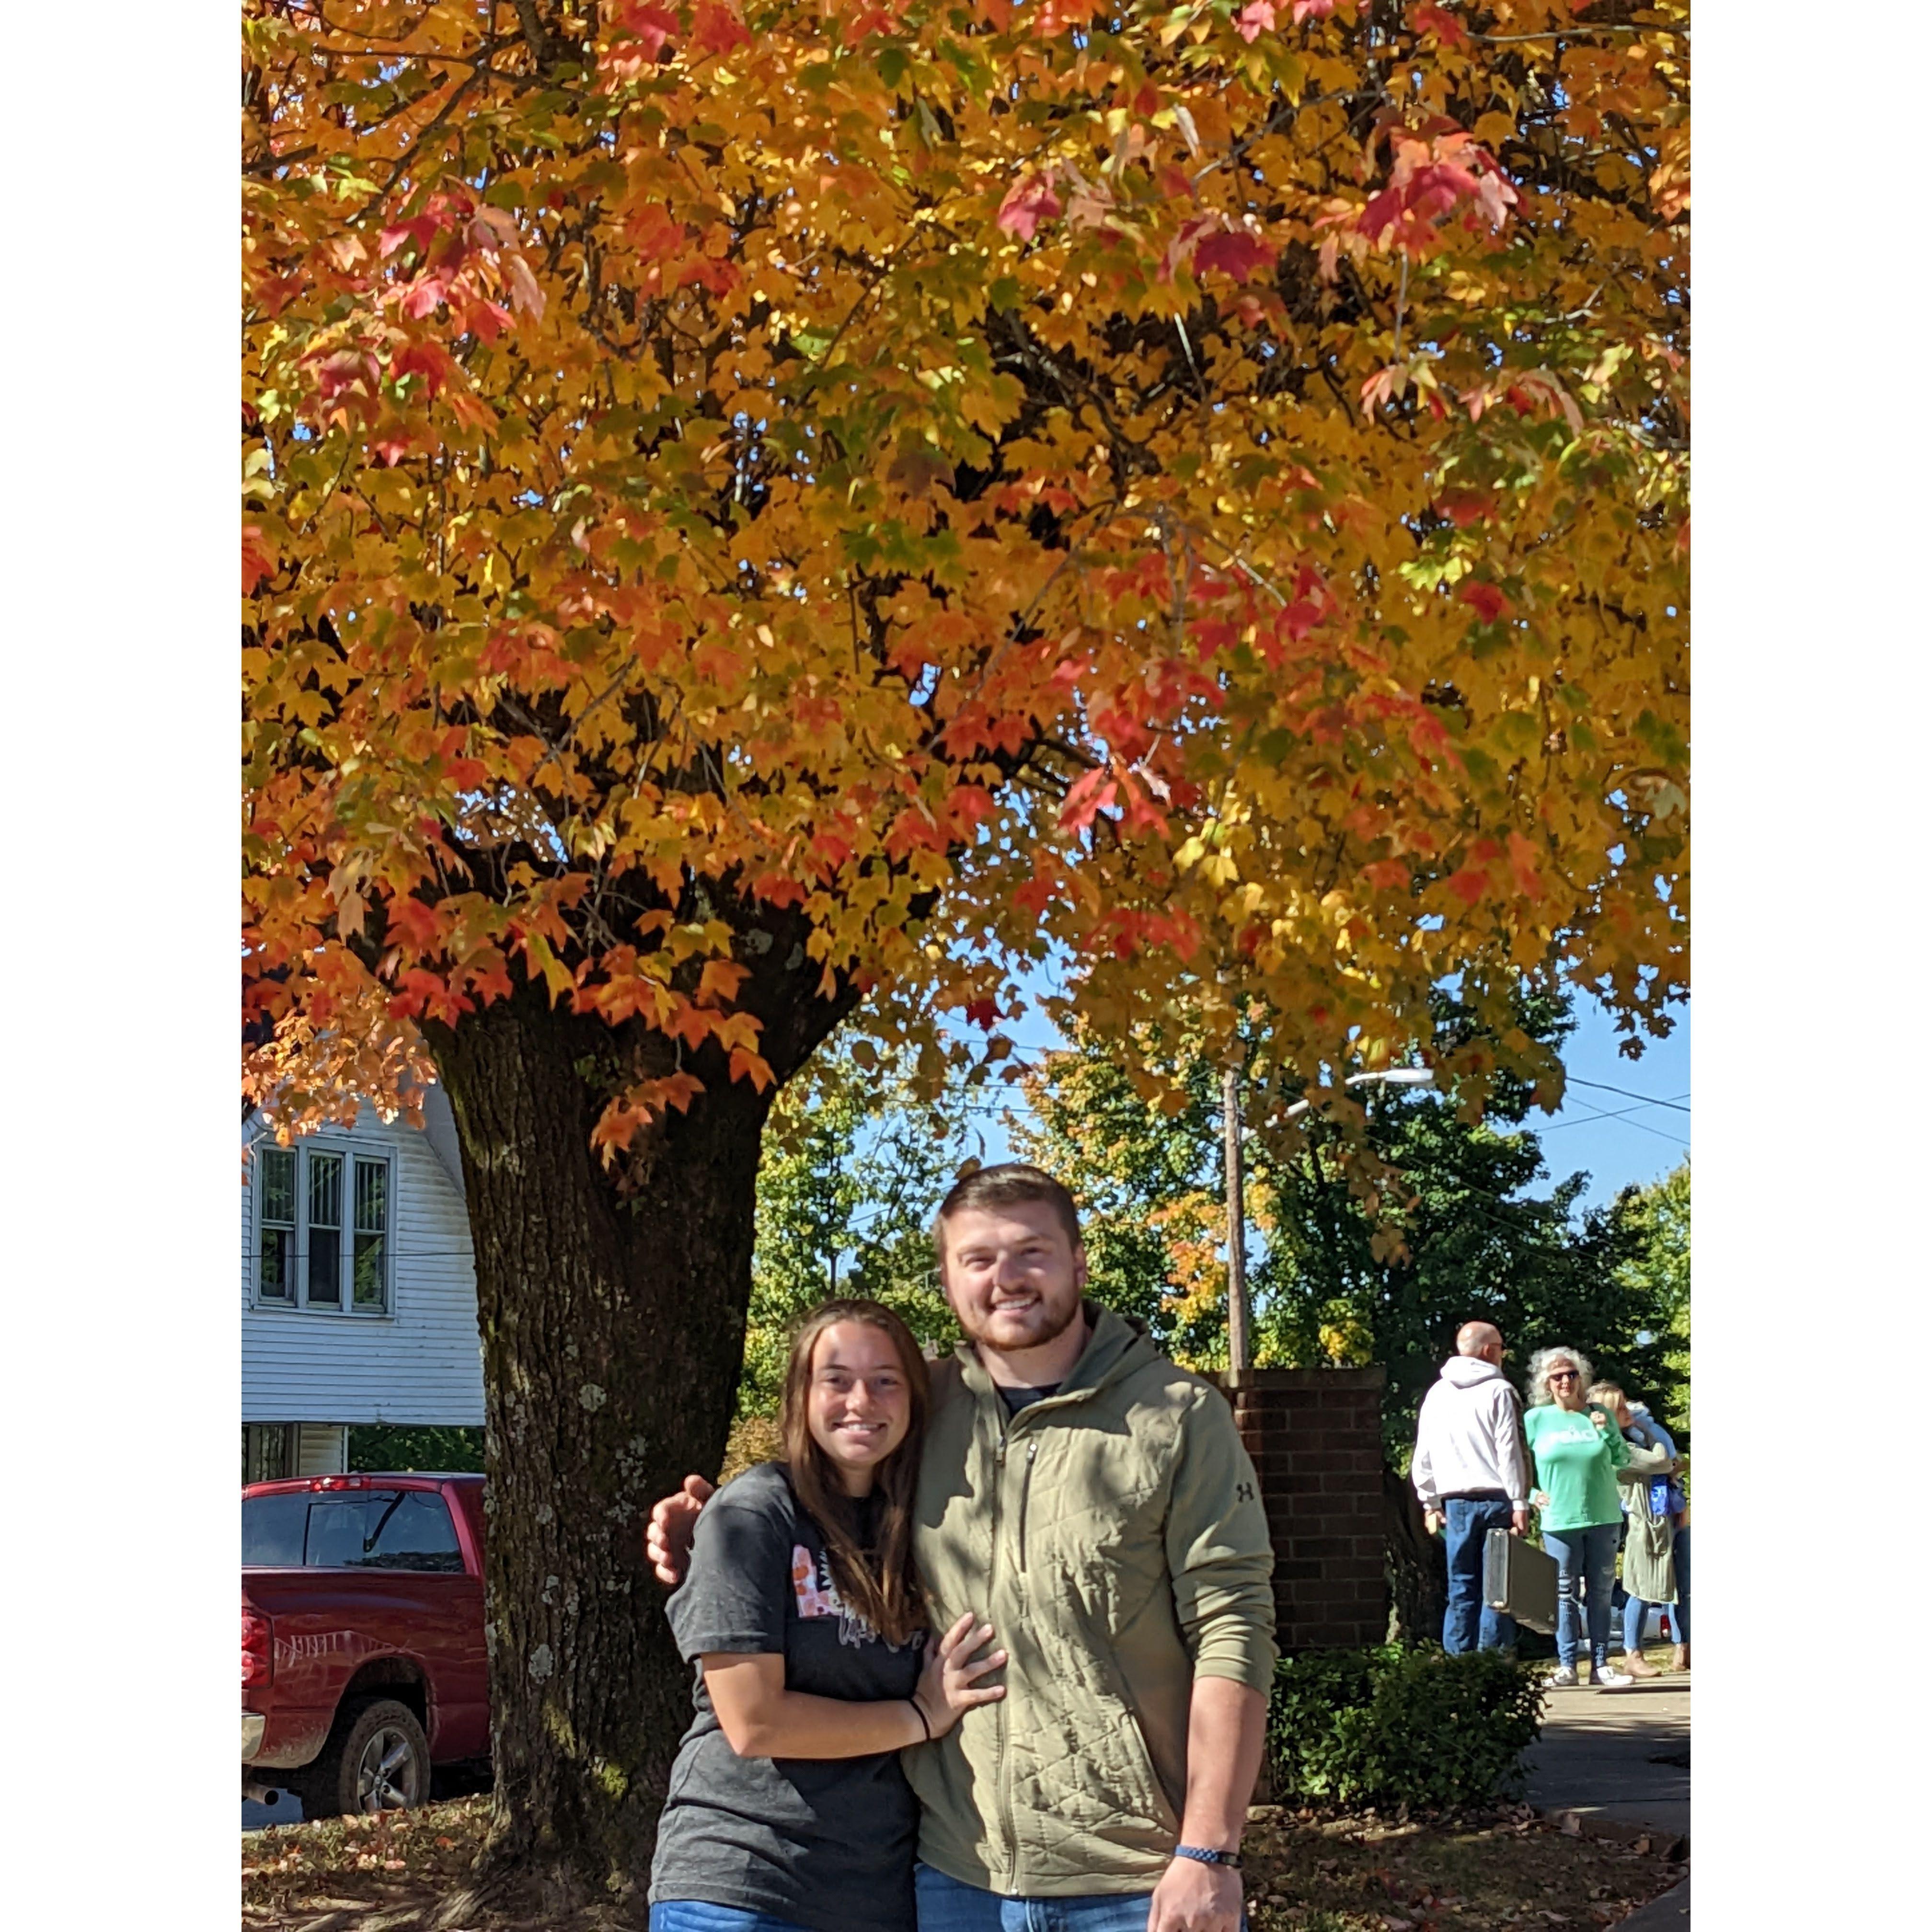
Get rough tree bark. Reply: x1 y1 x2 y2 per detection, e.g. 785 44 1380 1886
423 926 853 1905
1383 1461 1447 1646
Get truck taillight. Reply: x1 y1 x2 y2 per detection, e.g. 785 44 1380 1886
243 1606 274 1690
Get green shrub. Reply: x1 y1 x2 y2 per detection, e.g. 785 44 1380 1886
1266 1645 1545 1813
347 1424 485 1473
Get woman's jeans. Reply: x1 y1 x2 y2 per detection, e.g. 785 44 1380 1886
1670 1523 1689 1646
1542 1522 1621 1671
1619 1521 1691 1653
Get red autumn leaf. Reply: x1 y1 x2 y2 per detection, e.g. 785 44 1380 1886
243 524 276 594
1459 582 1510 624
1412 4 1468 51
1235 0 1277 40
1446 865 1488 906
1193 229 1277 280
693 0 752 54
613 0 679 58
1293 0 1336 18
997 173 1063 242
963 997 1000 1029
1434 487 1495 528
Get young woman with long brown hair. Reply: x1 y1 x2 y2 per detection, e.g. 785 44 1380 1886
648 1299 1005 1932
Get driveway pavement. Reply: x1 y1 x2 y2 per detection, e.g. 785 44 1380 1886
1524 1668 1689 1841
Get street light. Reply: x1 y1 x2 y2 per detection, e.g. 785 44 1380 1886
1224 1066 1438 1372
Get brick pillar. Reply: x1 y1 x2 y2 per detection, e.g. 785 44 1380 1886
1218 1366 1388 1652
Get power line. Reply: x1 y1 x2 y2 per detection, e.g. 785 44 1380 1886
1566 1078 1690 1113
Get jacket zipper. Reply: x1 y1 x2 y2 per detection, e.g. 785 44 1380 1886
1016 1438 1038 1573
990 1415 1019 1889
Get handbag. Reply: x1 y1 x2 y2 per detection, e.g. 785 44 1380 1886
1483 1527 1560 1634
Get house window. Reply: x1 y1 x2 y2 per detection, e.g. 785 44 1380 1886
252 1140 392 1313
257 1149 296 1300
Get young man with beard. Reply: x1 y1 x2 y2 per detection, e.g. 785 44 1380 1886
649 1163 1277 1932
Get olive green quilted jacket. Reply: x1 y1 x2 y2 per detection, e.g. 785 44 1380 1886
904 1303 1277 1897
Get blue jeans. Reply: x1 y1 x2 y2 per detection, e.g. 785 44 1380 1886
1441 1497 1518 1654
1670 1523 1689 1646
651 1908 816 1932
1543 1522 1621 1671
915 1862 1249 1932
1622 1588 1655 1655
1620 1521 1691 1653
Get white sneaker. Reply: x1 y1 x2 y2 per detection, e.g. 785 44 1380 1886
1546 1665 1579 1688
1594 1665 1634 1689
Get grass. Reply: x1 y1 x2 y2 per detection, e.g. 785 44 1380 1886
242 1795 1686 1932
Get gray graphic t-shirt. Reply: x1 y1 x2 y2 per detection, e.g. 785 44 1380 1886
648 1461 925 1932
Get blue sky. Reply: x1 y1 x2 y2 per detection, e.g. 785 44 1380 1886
1527 995 1689 1211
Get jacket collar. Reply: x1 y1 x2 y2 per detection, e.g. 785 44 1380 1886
953 1299 1159 1408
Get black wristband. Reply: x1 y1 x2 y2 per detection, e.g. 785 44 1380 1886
907 1698 932 1741
1173 1844 1242 1871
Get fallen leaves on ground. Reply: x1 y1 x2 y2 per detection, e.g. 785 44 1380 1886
243 1796 1683 1932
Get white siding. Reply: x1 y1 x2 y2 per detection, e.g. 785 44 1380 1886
295 1424 348 1475
242 1092 484 1426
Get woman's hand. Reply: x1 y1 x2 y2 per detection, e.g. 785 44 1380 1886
912 1611 1007 1740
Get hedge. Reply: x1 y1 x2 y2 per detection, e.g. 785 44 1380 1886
1265 1645 1546 1812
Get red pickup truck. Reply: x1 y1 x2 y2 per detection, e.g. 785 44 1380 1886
242 1473 489 1815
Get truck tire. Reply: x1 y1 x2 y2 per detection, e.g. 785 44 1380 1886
290 1695 431 1817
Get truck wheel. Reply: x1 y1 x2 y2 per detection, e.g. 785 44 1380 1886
291 1696 430 1817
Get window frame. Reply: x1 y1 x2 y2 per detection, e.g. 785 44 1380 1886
250 1136 395 1317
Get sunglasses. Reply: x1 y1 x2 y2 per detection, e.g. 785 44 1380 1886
1548 1369 1580 1382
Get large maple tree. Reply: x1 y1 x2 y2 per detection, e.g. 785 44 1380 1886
243 0 1688 1896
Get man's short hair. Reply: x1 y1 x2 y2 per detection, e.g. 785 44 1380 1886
933 1163 1083 1257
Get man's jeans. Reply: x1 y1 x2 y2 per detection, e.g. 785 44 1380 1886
915 1862 1248 1932
1543 1522 1621 1671
1441 1496 1517 1654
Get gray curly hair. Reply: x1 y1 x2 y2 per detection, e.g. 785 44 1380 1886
1526 1345 1595 1406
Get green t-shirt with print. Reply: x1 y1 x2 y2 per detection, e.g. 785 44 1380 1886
1524 1403 1629 1531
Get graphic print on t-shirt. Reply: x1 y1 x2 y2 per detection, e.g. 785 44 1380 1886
790 1541 898 1649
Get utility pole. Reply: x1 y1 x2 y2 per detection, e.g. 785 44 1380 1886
1225 1063 1437 1375
1223 1059 1250 1373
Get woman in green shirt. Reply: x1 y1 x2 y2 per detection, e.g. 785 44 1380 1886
1524 1347 1632 1690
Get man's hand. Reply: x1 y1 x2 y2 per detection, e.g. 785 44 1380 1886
645 1474 714 1587
1149 1855 1242 1932
1423 1508 1444 1537
1511 1507 1529 1537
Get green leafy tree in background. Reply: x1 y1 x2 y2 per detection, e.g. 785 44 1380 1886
1613 1162 1690 1445
1012 993 1683 1460
740 1041 968 1415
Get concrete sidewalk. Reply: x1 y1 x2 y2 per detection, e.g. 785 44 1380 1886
1524 1668 1689 1842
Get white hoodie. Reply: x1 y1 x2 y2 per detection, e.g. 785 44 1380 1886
1411 1357 1529 1508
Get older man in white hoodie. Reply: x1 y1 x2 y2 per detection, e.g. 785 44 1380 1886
1412 1321 1531 1653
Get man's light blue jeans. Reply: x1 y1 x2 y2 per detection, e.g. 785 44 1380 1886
915 1862 1248 1932
1441 1496 1518 1653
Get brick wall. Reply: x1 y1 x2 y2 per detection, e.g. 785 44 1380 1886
1218 1366 1388 1652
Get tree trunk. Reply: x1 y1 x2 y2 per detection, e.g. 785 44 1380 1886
425 949 849 1904
1383 1460 1447 1645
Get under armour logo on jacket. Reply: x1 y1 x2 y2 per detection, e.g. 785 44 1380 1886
1236 1481 1255 1503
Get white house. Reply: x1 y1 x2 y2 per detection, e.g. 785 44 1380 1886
242 1084 484 1482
